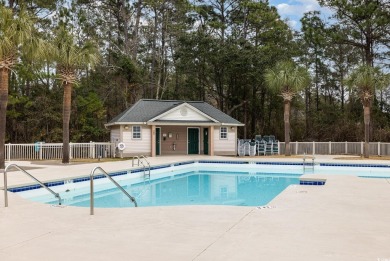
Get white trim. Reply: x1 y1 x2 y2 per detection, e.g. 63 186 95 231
220 127 228 140
149 103 219 123
147 122 220 126
221 123 245 126
132 126 142 139
105 122 146 127
187 127 200 155
106 121 244 127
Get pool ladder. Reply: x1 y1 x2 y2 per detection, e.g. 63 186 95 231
90 166 137 215
303 153 315 173
2 164 62 207
132 155 151 180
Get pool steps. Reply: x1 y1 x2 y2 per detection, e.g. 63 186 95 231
90 166 137 215
3 164 62 207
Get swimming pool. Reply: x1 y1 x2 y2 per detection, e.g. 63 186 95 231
16 165 302 207
13 160 390 208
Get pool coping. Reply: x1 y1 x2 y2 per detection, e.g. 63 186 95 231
1 155 390 261
4 158 389 191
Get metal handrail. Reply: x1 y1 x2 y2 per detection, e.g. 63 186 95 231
90 166 137 215
132 155 150 178
132 156 140 167
139 155 151 178
3 164 62 207
303 153 315 173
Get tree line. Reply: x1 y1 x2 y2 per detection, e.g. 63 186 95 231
0 0 389 166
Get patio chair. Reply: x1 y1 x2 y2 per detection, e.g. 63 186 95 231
237 139 245 156
249 141 257 156
265 142 273 155
269 136 279 154
272 141 279 154
244 141 251 156
255 135 262 142
257 140 266 156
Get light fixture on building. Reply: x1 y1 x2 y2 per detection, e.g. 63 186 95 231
124 125 129 130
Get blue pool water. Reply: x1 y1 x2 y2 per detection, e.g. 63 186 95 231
17 167 301 208
72 171 299 207
15 160 390 208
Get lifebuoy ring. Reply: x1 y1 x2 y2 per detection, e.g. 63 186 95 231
117 142 126 151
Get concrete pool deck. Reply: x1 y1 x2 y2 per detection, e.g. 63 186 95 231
1 155 390 261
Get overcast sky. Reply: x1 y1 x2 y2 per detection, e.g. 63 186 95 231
269 0 333 29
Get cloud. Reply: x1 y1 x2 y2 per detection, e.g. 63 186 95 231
286 19 299 29
276 1 321 16
270 0 333 29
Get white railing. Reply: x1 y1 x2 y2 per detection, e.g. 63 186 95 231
238 140 390 156
4 142 115 161
279 141 390 156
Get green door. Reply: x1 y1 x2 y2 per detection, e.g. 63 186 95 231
188 128 199 154
156 128 161 155
203 128 209 155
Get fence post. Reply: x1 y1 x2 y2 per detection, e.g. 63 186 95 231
345 141 348 154
39 142 43 160
361 141 363 155
329 141 331 155
7 143 11 162
378 142 380 156
69 142 73 159
90 141 95 159
278 141 280 155
295 141 298 155
313 141 315 155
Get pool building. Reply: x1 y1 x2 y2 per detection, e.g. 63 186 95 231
105 99 244 157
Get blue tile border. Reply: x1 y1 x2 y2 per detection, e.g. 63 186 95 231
150 164 171 171
320 163 390 168
9 164 173 193
130 168 145 174
174 161 195 166
9 184 42 192
45 181 65 187
256 162 303 166
14 159 390 193
300 180 326 186
199 160 250 164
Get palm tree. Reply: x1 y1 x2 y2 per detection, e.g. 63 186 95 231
265 61 310 156
0 6 42 169
346 65 390 158
51 25 99 164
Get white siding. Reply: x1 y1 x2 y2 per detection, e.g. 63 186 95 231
214 127 236 154
110 128 120 143
159 106 210 121
123 125 151 154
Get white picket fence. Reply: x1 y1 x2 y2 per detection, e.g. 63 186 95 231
4 142 116 161
236 141 390 156
5 141 390 161
278 141 390 156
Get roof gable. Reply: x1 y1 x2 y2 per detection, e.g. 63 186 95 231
107 99 243 126
149 103 217 123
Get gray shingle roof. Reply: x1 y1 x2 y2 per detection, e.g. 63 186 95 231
108 99 243 125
